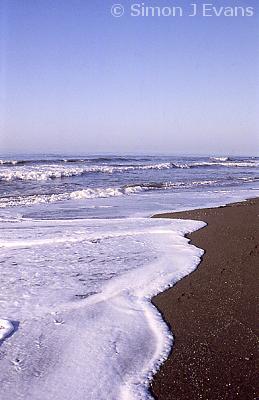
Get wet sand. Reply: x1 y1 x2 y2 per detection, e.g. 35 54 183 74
151 198 259 400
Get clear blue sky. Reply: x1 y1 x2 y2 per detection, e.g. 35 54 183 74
1 0 258 155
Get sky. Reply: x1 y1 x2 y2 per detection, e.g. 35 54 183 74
0 0 258 155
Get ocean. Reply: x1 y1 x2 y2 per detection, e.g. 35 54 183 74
0 154 258 399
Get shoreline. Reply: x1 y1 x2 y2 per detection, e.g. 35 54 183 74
150 198 259 400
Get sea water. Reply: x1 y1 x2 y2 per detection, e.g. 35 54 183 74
0 154 258 399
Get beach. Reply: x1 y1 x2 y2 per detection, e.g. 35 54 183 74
0 154 258 399
151 197 259 400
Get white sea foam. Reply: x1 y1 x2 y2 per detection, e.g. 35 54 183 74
1 154 258 399
0 165 86 181
0 162 189 182
1 159 258 182
70 187 124 199
2 178 258 209
210 156 229 162
0 217 204 400
0 159 19 165
0 188 124 208
190 160 259 168
0 319 14 341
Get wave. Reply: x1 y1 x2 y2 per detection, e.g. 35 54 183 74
1 155 258 183
0 156 154 167
2 178 249 208
0 158 92 166
210 156 259 162
1 175 257 208
1 155 258 167
210 156 230 162
0 188 125 208
70 187 125 199
0 162 191 182
1 157 258 182
65 180 227 199
0 166 86 181
189 161 259 168
0 159 22 166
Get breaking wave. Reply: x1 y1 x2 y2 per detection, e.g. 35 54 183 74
189 160 259 168
1 155 259 183
0 156 154 166
210 157 230 162
0 163 190 182
2 178 254 208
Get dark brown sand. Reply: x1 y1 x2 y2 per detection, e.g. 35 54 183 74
151 198 259 400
